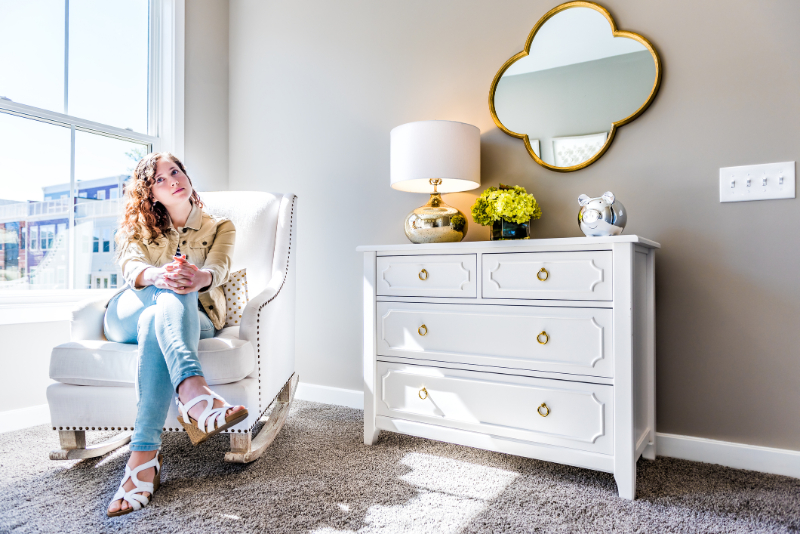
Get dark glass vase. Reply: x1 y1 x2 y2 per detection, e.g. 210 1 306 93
490 219 531 240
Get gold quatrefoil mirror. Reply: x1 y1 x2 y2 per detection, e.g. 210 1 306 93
489 1 661 172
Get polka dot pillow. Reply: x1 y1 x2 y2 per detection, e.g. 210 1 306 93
221 268 249 327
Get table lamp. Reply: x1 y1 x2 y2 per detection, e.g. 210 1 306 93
390 120 481 243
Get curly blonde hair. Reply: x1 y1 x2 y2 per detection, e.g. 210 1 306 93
114 152 203 260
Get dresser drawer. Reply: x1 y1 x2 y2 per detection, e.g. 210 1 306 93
377 302 613 378
376 362 614 454
482 251 612 301
377 254 477 298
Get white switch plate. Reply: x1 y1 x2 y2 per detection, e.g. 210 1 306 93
720 161 795 203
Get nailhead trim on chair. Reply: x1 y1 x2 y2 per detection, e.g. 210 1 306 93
54 426 136 431
249 196 295 434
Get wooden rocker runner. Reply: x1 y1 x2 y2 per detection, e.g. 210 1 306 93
50 374 298 464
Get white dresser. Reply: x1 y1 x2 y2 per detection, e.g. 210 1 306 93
358 236 659 499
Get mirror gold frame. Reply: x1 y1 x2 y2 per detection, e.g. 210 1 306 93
488 1 662 172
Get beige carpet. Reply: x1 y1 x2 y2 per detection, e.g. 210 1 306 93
0 400 798 533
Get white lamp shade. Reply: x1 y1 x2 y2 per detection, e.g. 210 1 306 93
390 120 481 193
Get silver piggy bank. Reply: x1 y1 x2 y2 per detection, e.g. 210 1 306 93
578 191 627 237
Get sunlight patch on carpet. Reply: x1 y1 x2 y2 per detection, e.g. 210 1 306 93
312 452 519 534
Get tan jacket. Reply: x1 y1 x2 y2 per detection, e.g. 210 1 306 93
110 199 235 330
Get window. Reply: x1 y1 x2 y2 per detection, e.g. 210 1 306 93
0 0 184 295
29 227 38 251
111 273 117 288
40 224 55 250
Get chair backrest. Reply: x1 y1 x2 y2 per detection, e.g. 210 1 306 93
199 191 283 299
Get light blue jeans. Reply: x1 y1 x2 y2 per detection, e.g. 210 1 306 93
103 285 217 451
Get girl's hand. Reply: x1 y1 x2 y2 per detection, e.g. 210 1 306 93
161 254 211 294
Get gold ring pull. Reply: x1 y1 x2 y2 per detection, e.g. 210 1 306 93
419 387 428 400
418 324 428 336
537 267 549 281
537 402 550 417
537 331 549 345
419 269 428 280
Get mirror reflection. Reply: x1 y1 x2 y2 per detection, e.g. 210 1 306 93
492 5 659 170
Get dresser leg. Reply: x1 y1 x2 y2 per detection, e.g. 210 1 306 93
614 470 636 500
364 424 380 445
642 441 656 461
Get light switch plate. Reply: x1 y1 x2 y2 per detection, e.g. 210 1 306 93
720 161 795 203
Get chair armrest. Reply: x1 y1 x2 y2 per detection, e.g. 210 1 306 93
240 194 297 414
71 294 112 341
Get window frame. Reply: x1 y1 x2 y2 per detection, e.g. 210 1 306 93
0 0 185 325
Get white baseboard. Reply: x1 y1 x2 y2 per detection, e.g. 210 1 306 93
0 404 50 434
296 382 364 410
656 432 800 480
294 384 800 480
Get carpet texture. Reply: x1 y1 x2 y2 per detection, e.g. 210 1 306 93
0 400 798 533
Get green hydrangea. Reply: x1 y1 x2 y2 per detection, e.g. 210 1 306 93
471 184 542 226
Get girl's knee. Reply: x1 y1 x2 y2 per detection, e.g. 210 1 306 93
137 307 158 338
156 290 197 306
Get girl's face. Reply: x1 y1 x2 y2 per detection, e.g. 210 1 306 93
151 157 193 208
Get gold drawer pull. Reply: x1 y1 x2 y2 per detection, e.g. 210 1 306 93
537 267 549 281
418 324 428 336
537 402 550 417
537 331 549 345
419 387 428 400
419 269 429 280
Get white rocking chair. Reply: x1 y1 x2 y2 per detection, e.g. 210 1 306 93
46 191 297 463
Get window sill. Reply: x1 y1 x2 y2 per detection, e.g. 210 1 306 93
0 289 118 325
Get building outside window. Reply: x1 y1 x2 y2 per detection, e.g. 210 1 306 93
0 0 183 293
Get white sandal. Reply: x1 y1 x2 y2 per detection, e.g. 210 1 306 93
107 453 163 517
176 392 248 446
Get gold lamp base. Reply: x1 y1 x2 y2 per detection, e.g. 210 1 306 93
404 192 468 244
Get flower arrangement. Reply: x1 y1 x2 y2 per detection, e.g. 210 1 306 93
471 184 542 226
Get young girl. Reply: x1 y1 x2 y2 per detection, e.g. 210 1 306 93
103 152 247 516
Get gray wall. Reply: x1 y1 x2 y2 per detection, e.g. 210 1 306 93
184 0 229 192
226 0 800 451
496 51 655 164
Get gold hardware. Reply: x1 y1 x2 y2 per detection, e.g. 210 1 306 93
537 331 549 344
419 387 428 400
537 267 549 281
418 324 428 336
419 269 429 280
537 402 550 417
488 1 662 172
